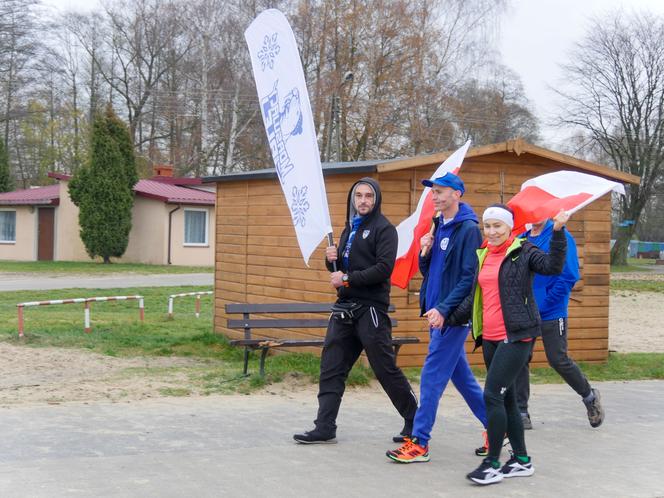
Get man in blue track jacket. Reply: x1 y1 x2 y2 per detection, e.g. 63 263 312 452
515 219 605 429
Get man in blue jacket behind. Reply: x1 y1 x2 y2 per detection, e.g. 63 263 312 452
386 172 487 463
515 219 605 429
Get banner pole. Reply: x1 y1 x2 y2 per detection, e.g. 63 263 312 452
420 212 440 257
326 232 338 272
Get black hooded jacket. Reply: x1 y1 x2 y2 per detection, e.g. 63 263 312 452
325 177 397 310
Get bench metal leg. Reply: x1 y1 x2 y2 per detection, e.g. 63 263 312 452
243 347 250 375
259 347 270 377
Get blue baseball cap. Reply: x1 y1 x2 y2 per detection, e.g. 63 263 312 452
421 172 465 195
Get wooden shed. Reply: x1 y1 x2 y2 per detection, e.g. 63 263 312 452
206 138 639 368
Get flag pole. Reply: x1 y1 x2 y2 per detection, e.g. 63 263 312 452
326 232 338 272
420 212 440 257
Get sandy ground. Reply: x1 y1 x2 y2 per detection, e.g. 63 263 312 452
0 280 661 407
0 344 212 406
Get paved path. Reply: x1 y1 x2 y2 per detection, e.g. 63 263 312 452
0 273 213 291
0 380 661 497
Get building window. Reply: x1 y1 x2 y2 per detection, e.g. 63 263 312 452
184 209 208 246
0 210 16 243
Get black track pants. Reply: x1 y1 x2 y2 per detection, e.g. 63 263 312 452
314 306 417 434
483 339 532 460
515 318 592 413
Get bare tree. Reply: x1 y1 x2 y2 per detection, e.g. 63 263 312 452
556 11 664 265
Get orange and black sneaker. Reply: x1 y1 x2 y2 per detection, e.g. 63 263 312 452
386 437 430 463
475 431 509 456
475 430 489 456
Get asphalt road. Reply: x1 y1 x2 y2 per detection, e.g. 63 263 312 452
0 380 661 497
0 273 213 291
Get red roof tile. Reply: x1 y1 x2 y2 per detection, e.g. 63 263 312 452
134 179 215 205
0 184 60 205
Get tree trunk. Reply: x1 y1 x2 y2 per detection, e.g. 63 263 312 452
610 225 633 266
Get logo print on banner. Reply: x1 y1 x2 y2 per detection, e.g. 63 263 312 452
362 230 370 239
257 33 304 186
290 186 310 227
258 33 280 71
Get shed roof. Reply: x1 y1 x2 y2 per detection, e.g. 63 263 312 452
0 184 60 206
203 138 640 185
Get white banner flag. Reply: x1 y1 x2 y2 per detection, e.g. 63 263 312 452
245 9 332 266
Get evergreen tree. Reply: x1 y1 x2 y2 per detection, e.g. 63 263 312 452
0 137 13 193
70 105 136 263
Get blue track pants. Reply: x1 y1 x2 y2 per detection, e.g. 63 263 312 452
412 325 486 446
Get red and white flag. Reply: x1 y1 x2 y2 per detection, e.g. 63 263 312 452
508 170 625 234
391 140 471 289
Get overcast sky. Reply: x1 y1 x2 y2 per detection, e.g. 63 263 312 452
42 0 664 148
500 0 664 148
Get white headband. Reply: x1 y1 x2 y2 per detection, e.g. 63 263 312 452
483 207 514 229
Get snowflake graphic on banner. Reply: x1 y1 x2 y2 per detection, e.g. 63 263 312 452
258 33 280 71
291 186 310 227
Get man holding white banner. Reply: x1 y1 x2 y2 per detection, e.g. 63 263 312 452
294 178 418 444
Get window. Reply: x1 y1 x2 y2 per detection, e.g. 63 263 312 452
0 211 16 243
184 209 208 245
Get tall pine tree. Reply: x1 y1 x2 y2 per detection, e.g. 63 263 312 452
69 105 137 263
0 137 13 193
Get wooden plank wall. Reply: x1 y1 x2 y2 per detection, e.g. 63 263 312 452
213 151 612 367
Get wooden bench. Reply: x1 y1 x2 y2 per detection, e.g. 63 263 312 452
225 302 419 376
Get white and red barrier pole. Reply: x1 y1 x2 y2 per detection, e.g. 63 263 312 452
17 295 145 337
84 301 91 333
167 291 212 319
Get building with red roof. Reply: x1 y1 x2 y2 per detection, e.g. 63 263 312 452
0 165 215 265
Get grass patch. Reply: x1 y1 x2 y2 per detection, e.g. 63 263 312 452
611 280 664 293
610 257 658 273
158 387 192 397
0 260 212 275
0 285 370 393
472 352 664 382
3 286 660 394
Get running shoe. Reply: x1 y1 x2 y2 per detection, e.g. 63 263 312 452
386 437 430 463
293 429 337 444
475 431 509 456
474 430 490 456
392 419 413 443
466 458 503 485
584 388 605 428
500 452 534 478
521 412 533 430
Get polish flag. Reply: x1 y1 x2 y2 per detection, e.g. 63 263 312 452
391 140 471 289
508 170 625 234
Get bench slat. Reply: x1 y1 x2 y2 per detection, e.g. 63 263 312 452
228 318 330 329
225 303 396 314
227 318 398 329
230 336 418 348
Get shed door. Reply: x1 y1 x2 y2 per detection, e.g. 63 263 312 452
37 207 55 261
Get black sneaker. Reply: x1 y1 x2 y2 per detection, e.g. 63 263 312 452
293 429 337 444
500 453 534 478
466 458 504 485
392 419 413 443
584 388 605 428
521 412 533 430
